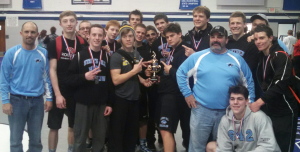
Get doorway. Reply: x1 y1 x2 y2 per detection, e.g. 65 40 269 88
0 20 5 53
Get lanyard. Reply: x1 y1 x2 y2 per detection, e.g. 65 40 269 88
62 35 77 60
232 115 244 139
88 48 102 71
192 37 202 50
167 49 175 65
160 36 168 52
262 55 270 81
106 39 116 52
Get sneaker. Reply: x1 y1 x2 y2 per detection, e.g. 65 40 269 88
140 144 153 152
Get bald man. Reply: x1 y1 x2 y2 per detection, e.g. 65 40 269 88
0 21 53 152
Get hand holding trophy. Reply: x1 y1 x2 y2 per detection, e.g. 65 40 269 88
147 52 161 81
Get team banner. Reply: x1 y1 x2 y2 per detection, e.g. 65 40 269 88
23 0 42 9
179 0 200 10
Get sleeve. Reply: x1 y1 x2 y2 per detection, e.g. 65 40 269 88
65 52 88 87
176 54 196 97
293 40 300 54
261 52 292 103
170 55 187 82
283 37 288 45
44 51 53 101
47 40 57 59
239 57 255 102
216 117 233 152
278 39 289 53
248 112 280 152
110 53 122 70
0 51 13 104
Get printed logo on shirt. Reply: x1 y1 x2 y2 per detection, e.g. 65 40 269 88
229 49 245 57
228 129 254 141
84 59 107 67
122 57 130 66
35 58 42 63
227 62 235 67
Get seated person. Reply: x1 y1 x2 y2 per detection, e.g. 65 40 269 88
206 85 281 152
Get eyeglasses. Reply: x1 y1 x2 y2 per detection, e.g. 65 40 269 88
146 33 157 37
79 27 90 30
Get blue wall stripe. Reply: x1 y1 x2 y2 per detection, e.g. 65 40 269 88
0 16 292 23
1 10 300 16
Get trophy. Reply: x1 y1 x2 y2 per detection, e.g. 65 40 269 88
148 52 161 81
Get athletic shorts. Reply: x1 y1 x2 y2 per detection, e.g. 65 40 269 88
47 96 76 129
158 93 184 133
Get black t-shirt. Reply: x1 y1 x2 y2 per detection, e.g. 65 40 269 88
101 39 121 55
47 36 88 97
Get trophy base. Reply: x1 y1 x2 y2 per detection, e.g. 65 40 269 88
150 77 158 81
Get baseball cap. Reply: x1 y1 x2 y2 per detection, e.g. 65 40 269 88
210 25 228 37
250 13 269 24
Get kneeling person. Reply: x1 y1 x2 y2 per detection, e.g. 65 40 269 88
67 24 113 152
207 85 280 152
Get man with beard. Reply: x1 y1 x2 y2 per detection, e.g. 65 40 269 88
177 25 254 151
0 21 53 152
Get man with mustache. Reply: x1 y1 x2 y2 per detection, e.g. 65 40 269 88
177 25 254 152
0 21 53 152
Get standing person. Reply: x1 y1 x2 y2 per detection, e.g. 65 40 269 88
184 6 213 56
145 25 158 46
44 26 59 47
129 9 143 28
157 23 191 152
151 13 171 60
248 13 289 53
38 29 47 48
177 25 254 152
108 25 152 152
47 10 88 152
104 20 121 55
144 25 161 151
0 21 53 152
78 20 91 40
250 25 298 152
67 24 113 152
206 85 280 152
292 31 300 76
283 30 297 56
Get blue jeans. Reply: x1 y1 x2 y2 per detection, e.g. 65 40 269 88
189 103 226 152
8 94 44 152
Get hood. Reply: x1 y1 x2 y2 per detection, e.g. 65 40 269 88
226 105 252 122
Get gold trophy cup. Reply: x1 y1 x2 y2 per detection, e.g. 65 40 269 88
148 52 161 81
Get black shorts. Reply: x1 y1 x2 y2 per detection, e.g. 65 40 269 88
158 93 188 133
47 96 76 129
139 90 149 121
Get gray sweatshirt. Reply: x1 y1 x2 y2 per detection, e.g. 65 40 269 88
216 106 281 152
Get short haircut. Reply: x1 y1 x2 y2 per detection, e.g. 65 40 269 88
105 20 120 30
288 30 293 35
79 20 91 28
153 13 169 24
134 23 146 30
59 10 77 22
228 85 249 99
297 30 300 39
229 11 246 23
89 24 106 36
129 9 143 22
50 26 56 34
21 21 38 32
254 24 273 38
146 25 158 33
163 23 182 35
192 6 210 19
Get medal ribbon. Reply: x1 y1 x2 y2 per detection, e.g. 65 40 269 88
62 35 77 60
88 48 102 71
167 49 175 65
232 115 244 139
262 55 270 81
160 36 168 52
192 37 202 51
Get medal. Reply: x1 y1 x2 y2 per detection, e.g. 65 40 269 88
88 48 102 84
